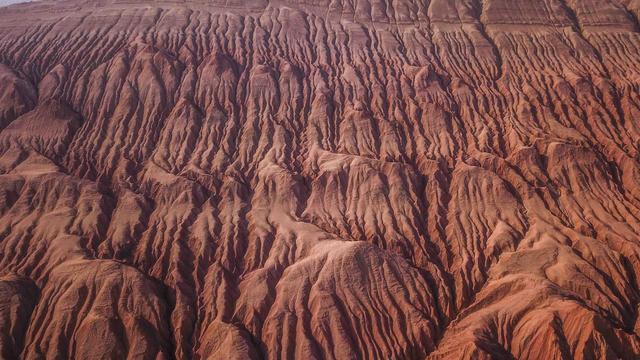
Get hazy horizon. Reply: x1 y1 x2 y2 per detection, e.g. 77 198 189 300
0 0 32 6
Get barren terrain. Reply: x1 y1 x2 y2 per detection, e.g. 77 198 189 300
1 0 640 359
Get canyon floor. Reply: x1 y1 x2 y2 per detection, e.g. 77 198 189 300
1 0 640 359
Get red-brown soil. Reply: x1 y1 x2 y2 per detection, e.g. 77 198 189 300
1 0 640 359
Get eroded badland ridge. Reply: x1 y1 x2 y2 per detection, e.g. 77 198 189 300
1 0 640 358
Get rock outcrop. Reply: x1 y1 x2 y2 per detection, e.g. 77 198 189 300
1 0 640 358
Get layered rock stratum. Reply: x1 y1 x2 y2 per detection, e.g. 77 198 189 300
1 0 640 358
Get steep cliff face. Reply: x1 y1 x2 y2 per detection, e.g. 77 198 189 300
1 0 640 359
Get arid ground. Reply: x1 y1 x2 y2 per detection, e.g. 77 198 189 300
1 0 640 359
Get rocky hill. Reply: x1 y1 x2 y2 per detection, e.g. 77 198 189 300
1 0 640 358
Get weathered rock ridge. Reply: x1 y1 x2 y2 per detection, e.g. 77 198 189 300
1 0 640 358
